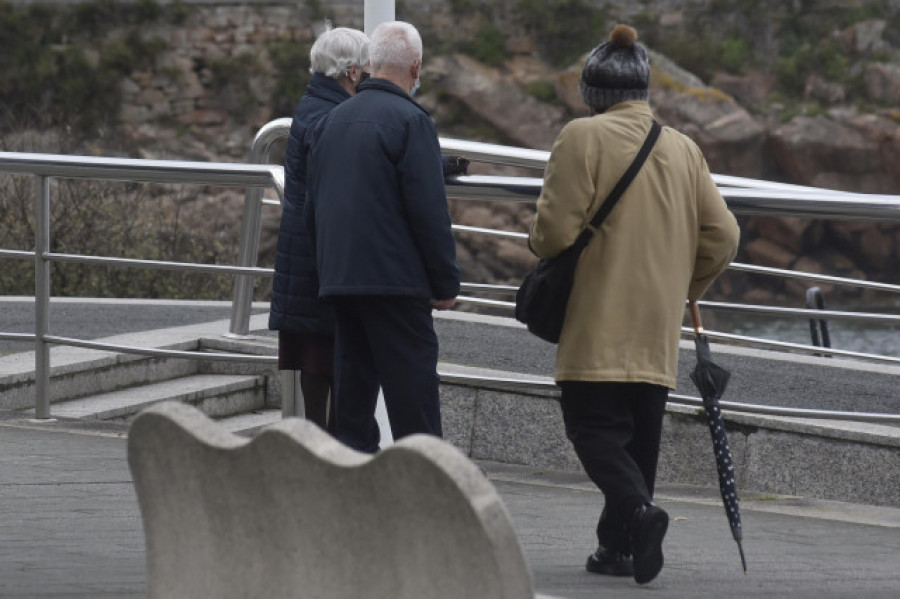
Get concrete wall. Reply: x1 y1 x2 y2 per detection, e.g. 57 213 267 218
438 372 900 509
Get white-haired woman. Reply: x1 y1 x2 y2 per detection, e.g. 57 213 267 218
269 27 369 432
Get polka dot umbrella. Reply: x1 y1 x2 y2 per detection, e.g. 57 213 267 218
689 301 748 574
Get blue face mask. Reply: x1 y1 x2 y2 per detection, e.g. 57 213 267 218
410 78 421 97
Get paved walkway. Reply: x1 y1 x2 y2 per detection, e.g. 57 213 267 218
3 414 899 598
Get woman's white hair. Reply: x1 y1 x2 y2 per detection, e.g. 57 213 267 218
309 27 370 79
368 21 423 73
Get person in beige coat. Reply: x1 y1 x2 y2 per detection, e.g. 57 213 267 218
529 25 740 585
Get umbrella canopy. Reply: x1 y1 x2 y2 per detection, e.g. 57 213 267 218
689 301 748 574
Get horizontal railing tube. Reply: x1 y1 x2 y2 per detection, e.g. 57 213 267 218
0 152 283 191
46 253 274 277
44 335 277 364
437 370 900 423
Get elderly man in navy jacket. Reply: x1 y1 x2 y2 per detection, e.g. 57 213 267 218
306 21 460 453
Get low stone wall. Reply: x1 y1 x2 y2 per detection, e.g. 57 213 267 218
438 364 900 509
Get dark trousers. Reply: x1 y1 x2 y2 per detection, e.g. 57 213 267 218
558 381 668 554
330 296 442 453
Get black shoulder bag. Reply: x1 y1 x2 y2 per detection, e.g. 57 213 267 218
515 121 662 343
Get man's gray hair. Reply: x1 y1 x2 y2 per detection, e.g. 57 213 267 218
368 21 423 72
309 27 369 78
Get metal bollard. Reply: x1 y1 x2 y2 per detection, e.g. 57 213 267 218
280 370 305 419
805 286 832 357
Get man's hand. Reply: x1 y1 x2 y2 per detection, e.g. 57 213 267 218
431 297 457 310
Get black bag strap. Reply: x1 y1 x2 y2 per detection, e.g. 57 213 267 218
571 120 662 251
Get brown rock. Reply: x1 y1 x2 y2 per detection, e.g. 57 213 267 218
843 19 889 54
787 256 834 297
495 240 537 269
176 110 228 126
804 75 845 105
741 286 777 306
651 88 767 178
769 115 882 188
554 67 587 116
864 63 900 105
858 226 895 268
754 217 812 254
426 54 568 150
743 237 795 269
710 70 775 109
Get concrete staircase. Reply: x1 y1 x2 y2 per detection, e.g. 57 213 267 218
0 317 282 435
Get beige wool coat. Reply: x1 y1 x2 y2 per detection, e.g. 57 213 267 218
529 102 740 388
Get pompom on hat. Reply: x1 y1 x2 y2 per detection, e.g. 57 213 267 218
579 24 651 113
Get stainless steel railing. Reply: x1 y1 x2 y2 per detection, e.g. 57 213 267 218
2 125 899 423
230 120 900 359
0 151 284 418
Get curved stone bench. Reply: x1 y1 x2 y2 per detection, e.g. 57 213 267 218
128 402 559 599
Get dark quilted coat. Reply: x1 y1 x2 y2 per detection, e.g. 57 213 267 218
305 78 460 301
268 74 351 334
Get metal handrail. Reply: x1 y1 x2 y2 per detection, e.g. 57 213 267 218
436 370 900 424
0 151 284 192
3 129 897 423
44 336 277 365
445 174 900 219
728 262 900 294
229 118 293 336
227 119 900 337
0 151 285 418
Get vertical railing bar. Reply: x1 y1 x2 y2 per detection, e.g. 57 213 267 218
33 175 51 419
228 118 292 337
227 186 264 337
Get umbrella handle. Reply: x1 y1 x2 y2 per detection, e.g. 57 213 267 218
689 300 704 334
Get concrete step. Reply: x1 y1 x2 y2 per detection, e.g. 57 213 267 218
216 408 283 436
49 374 266 421
0 349 200 411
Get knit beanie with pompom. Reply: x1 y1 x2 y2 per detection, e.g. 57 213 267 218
579 24 650 113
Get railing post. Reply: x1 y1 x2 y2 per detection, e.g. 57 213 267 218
34 175 51 419
228 118 293 337
227 187 263 337
805 286 832 358
280 369 304 419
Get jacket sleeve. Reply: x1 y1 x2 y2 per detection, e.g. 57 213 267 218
529 121 596 259
397 113 461 300
689 153 740 300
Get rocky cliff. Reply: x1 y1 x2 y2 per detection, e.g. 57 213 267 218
2 0 898 304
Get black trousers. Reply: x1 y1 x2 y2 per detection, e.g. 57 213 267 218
558 381 668 554
330 296 442 453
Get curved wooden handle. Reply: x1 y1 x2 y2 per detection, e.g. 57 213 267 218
689 300 704 333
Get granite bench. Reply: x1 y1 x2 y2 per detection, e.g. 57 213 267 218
128 402 563 598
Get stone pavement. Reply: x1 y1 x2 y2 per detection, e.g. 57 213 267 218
2 414 900 599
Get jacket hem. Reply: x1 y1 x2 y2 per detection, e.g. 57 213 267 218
554 370 676 389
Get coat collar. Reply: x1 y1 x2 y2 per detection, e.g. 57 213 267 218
306 73 352 105
357 78 431 116
603 101 655 119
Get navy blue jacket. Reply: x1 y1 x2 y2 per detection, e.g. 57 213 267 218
306 79 460 300
268 74 351 334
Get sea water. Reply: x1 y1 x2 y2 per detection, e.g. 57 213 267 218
710 309 900 358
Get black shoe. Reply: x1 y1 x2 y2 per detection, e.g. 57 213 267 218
585 544 633 577
631 504 669 584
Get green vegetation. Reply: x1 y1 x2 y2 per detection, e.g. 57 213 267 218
461 23 509 67
515 0 605 66
268 39 314 117
630 0 899 111
773 39 849 96
0 176 238 299
523 80 557 103
0 0 180 133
